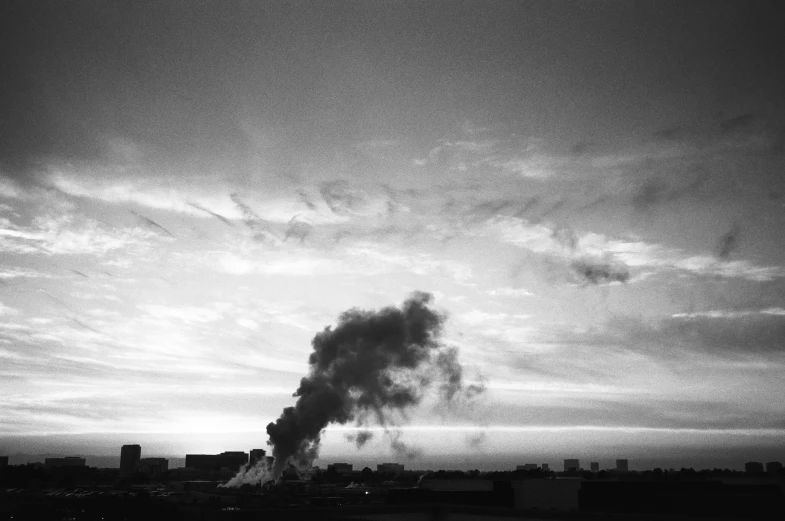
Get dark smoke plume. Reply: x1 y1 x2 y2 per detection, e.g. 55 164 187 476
345 429 374 449
434 347 485 402
466 431 487 450
387 429 423 460
297 189 318 211
571 257 630 285
720 114 757 134
320 180 359 215
284 215 313 243
265 291 470 480
716 224 740 259
551 226 578 251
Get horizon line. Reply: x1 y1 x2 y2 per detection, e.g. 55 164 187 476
2 425 785 437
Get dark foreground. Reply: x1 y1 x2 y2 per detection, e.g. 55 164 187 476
1 465 783 520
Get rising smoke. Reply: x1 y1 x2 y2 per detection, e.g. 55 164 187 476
243 291 475 483
319 180 359 215
387 429 424 460
345 429 374 449
716 224 740 259
571 256 630 285
284 215 313 243
220 458 274 488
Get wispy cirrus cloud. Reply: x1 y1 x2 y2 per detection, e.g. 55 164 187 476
48 171 246 219
211 240 474 285
487 287 534 298
672 307 785 319
47 168 403 229
489 216 784 283
1 213 159 255
595 312 785 358
0 303 19 316
136 304 224 324
417 136 565 179
0 266 55 279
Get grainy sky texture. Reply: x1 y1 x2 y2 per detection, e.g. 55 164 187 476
1 1 784 469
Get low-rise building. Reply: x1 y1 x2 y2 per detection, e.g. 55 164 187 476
44 456 86 468
745 461 764 473
185 452 248 471
138 457 168 475
327 463 353 474
249 449 266 465
377 463 404 474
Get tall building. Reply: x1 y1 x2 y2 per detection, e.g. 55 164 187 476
250 449 266 465
516 464 538 471
590 462 599 472
564 459 580 472
0 456 8 468
766 461 782 474
45 457 86 468
745 462 764 473
616 459 629 472
120 445 141 476
541 464 549 472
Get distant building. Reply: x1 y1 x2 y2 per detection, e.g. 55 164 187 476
766 461 782 474
250 449 266 465
541 464 549 472
516 464 538 471
745 462 764 473
185 452 248 471
222 451 249 461
327 463 353 474
120 444 141 476
590 462 599 472
377 463 404 474
45 457 86 468
564 459 580 472
137 458 168 475
616 459 629 472
0 456 8 468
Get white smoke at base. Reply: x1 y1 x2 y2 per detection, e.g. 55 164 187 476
220 459 275 488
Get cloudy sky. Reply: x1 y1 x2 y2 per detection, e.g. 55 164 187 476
1 1 784 470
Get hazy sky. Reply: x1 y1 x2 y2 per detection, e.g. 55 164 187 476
1 1 784 469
